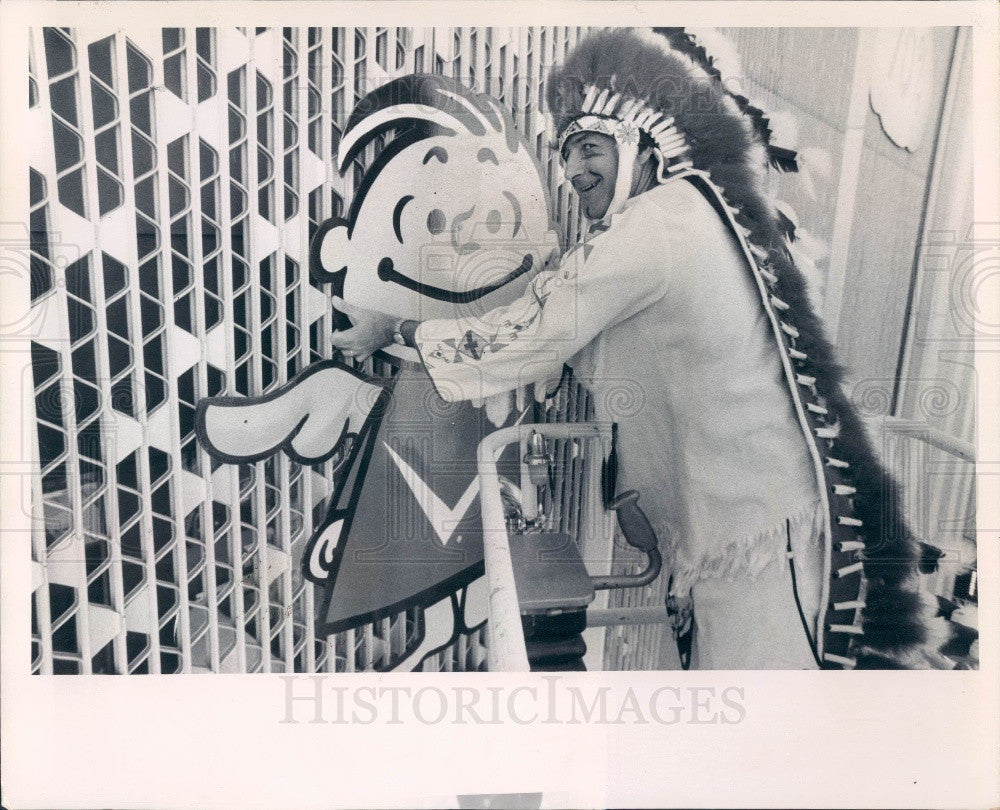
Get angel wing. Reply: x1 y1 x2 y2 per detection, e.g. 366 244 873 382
195 360 387 465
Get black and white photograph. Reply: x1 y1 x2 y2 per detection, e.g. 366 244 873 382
2 3 997 808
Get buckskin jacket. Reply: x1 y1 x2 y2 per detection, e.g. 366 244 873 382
414 169 927 669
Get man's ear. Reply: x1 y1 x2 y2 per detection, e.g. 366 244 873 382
309 217 352 289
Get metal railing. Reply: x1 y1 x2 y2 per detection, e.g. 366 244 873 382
478 422 613 671
878 415 977 604
476 420 679 672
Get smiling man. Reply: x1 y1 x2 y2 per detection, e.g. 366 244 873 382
334 28 927 670
563 130 659 220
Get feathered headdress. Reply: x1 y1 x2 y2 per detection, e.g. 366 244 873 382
654 27 801 174
546 29 927 668
547 29 783 222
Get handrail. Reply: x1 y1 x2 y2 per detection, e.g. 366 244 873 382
477 421 612 672
880 416 975 463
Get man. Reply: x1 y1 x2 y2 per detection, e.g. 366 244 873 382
330 28 926 669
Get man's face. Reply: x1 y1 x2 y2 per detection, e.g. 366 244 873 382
561 131 619 220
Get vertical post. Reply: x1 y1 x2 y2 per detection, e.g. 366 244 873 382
478 427 530 672
892 27 968 415
218 37 250 673
188 24 223 672
822 28 877 343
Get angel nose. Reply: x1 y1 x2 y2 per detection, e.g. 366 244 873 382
485 209 502 234
450 206 482 255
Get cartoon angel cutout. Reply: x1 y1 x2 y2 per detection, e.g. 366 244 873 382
196 75 560 671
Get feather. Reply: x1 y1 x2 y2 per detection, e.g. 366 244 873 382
769 144 800 173
619 98 644 121
592 88 610 113
776 208 797 242
656 27 801 174
918 541 945 575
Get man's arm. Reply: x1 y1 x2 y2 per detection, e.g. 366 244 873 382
331 194 674 398
327 298 412 360
414 200 674 402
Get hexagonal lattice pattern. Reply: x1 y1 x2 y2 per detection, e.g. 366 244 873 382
28 26 593 674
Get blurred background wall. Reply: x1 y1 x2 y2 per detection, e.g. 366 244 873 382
722 26 976 615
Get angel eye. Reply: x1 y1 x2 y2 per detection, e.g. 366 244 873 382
427 209 446 235
502 191 522 237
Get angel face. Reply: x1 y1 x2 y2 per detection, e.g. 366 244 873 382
315 130 560 323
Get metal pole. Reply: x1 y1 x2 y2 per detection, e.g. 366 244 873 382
478 421 610 672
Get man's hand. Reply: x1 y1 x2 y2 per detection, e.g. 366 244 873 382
330 296 398 362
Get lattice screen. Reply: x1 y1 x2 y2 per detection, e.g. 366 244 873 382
27 26 614 675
